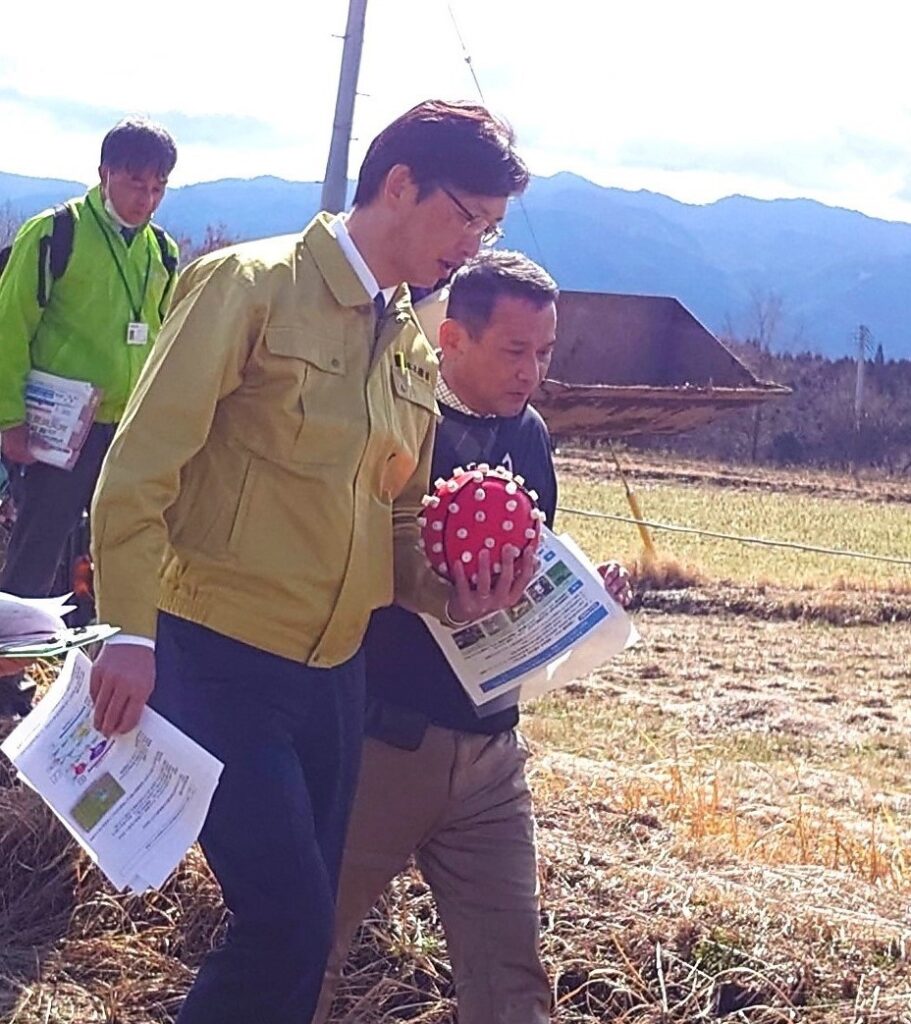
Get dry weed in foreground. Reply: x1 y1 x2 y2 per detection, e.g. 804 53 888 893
612 755 911 888
629 553 706 592
828 574 911 595
4 450 911 1024
527 753 911 1024
7 730 911 1022
324 751 911 1023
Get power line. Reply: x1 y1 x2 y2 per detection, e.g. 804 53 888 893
444 1 550 270
557 505 911 568
446 2 487 103
514 192 550 272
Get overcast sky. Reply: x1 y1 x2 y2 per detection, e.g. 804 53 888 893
3 0 910 222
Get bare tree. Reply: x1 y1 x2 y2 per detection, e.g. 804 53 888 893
746 288 784 352
177 223 239 266
0 201 22 248
737 290 786 461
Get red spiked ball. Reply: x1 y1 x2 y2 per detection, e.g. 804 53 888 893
417 463 545 583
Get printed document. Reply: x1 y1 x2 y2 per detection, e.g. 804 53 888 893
25 370 100 470
422 528 639 712
1 650 223 891
0 591 117 657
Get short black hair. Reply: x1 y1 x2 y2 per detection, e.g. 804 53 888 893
354 99 529 206
447 250 558 335
100 117 177 178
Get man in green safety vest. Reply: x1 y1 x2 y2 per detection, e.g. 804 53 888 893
0 116 179 712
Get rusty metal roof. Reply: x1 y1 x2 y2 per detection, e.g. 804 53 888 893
534 291 790 436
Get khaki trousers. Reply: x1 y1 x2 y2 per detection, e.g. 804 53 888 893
314 725 551 1023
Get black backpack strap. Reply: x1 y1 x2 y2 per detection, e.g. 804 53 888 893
33 208 176 313
37 204 75 308
151 224 177 276
150 223 178 316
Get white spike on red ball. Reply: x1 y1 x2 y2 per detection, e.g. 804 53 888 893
418 464 542 583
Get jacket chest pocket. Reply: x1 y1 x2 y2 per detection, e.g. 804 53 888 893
378 366 438 498
261 327 350 465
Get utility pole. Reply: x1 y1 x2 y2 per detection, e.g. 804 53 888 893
850 324 871 483
321 0 368 214
854 324 870 432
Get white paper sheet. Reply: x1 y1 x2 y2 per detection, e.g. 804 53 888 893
422 528 639 712
0 591 118 656
1 650 223 892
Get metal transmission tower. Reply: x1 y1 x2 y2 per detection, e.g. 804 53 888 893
321 0 368 214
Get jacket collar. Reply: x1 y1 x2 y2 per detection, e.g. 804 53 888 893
303 213 414 319
86 184 120 236
86 183 149 238
304 213 373 308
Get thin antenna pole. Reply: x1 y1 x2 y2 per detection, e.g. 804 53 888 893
321 0 369 213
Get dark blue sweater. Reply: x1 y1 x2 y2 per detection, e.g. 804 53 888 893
364 401 557 737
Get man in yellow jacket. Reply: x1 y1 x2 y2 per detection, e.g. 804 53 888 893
88 100 534 1024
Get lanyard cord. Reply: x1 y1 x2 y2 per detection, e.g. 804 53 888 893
87 198 153 321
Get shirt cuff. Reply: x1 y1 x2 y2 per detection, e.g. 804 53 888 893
105 632 155 650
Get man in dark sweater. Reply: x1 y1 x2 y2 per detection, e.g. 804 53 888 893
315 251 631 1024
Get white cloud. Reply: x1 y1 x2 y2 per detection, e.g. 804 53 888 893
2 0 910 221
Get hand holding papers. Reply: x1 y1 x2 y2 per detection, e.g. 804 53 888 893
0 591 117 657
422 527 639 712
25 370 101 470
1 650 223 892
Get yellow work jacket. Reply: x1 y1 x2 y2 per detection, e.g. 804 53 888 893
92 214 449 666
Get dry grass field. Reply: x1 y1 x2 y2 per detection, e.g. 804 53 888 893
556 448 911 591
2 449 910 1022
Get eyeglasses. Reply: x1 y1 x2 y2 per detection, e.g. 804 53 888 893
441 187 504 246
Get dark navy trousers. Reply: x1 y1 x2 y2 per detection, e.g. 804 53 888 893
1 422 116 597
152 612 366 1024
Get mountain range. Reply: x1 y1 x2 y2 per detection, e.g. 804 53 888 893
3 168 909 359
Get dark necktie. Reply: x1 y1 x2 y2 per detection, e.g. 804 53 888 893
373 291 386 341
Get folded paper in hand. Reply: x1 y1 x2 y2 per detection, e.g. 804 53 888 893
0 591 118 657
1 650 223 891
25 370 101 471
421 528 639 713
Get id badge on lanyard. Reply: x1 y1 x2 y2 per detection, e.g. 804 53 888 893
126 322 149 345
86 200 155 346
